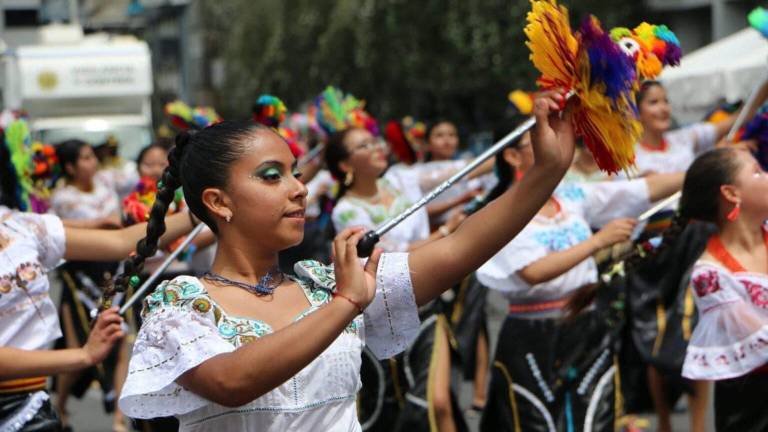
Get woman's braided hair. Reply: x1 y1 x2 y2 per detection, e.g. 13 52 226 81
101 120 271 309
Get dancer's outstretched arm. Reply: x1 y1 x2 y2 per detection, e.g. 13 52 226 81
63 212 195 262
409 91 575 305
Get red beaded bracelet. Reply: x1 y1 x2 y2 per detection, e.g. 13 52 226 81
333 292 364 314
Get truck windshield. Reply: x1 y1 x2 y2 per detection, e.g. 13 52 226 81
39 126 153 161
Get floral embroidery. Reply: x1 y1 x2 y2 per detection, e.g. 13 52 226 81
742 280 768 309
0 262 44 294
142 271 360 349
337 209 358 225
556 183 587 202
692 270 720 297
533 221 591 251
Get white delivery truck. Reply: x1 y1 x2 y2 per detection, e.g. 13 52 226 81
1 24 154 159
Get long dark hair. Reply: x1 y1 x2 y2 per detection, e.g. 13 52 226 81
566 147 742 316
107 121 270 303
324 128 356 200
636 80 663 108
55 139 90 181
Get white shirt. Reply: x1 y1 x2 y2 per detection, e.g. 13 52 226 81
683 239 768 380
476 180 650 315
633 122 717 174
50 181 120 220
0 207 66 350
120 253 420 431
332 170 429 253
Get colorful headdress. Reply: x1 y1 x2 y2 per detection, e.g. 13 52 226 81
2 118 58 213
401 116 426 147
314 86 379 137
164 100 222 130
252 94 304 158
749 7 768 39
610 23 682 80
526 0 645 173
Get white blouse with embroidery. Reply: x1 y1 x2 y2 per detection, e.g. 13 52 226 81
633 122 717 174
332 170 429 253
119 253 420 431
0 207 67 350
476 180 650 312
682 259 768 380
49 180 120 221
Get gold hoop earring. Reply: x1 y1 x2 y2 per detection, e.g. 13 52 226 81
344 171 354 187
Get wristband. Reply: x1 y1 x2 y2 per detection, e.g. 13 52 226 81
333 292 364 314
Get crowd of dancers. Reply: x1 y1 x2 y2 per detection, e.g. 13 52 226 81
3 32 768 432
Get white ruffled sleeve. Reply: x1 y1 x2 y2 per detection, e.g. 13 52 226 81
119 305 234 418
16 213 66 270
557 180 650 228
364 252 421 359
682 264 768 380
476 225 549 293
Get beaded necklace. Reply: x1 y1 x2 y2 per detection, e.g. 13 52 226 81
202 267 285 296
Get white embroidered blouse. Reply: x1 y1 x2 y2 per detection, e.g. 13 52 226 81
119 253 420 431
633 122 717 175
682 254 768 380
49 180 120 221
476 180 650 315
0 207 67 350
332 170 429 253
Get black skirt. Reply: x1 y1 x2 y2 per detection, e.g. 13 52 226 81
481 312 618 432
0 391 61 431
392 313 469 432
445 274 488 379
713 370 768 432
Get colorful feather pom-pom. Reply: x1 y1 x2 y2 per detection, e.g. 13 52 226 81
526 0 643 174
314 86 379 136
253 95 288 129
749 7 768 39
610 23 682 80
165 101 221 130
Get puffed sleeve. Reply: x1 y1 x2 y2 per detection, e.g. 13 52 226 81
667 122 717 154
556 180 651 228
118 285 234 418
682 264 768 380
476 225 550 293
17 213 66 270
364 252 421 359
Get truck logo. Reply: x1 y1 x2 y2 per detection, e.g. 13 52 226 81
37 71 58 91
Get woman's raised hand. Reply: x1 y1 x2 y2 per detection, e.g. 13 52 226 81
332 227 382 312
531 89 575 173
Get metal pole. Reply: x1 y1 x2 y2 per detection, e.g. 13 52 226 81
638 191 681 222
726 76 768 143
298 143 325 168
356 116 537 257
119 223 206 315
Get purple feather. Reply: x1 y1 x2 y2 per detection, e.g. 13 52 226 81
579 17 637 104
742 111 768 170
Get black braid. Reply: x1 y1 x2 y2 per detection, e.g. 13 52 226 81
101 132 189 309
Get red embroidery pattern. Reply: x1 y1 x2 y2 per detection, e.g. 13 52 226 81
742 280 768 309
692 270 720 297
690 337 768 369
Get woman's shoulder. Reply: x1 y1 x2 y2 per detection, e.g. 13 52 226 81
142 275 214 318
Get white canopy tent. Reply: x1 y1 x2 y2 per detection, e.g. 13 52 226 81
660 27 768 124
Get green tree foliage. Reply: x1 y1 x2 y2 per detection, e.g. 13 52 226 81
203 0 645 132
